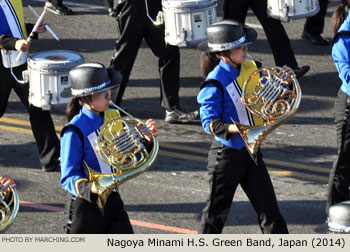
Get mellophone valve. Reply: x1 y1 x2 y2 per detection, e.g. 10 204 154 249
0 179 19 233
232 66 302 164
87 101 159 212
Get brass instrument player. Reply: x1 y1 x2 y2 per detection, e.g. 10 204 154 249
197 20 295 234
60 63 157 234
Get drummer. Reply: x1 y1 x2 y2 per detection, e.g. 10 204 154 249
109 0 198 124
0 0 61 172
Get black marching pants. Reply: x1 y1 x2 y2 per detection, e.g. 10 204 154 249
0 62 60 168
109 0 180 110
326 89 350 214
64 192 134 234
303 0 329 36
223 0 298 69
199 141 288 234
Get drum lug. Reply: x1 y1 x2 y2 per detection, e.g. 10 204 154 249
42 92 52 111
281 4 290 22
156 11 164 24
22 70 29 83
178 30 187 47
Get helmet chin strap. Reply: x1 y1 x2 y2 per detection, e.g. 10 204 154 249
223 51 239 68
81 97 100 114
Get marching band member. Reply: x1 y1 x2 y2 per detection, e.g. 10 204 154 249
326 0 350 215
109 0 198 124
223 0 310 78
0 0 60 172
60 63 157 233
197 20 292 234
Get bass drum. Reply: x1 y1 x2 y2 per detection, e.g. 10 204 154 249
26 50 84 110
267 0 320 22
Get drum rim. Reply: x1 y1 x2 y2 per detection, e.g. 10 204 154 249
27 50 84 70
162 0 217 8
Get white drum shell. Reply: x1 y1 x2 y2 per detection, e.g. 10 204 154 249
27 50 84 110
267 0 320 22
162 0 217 46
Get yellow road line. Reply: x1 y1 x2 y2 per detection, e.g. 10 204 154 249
0 117 330 182
0 124 33 135
162 142 330 174
1 117 64 131
269 170 329 183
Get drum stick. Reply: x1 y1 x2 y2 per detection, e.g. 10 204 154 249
28 5 59 41
16 7 47 62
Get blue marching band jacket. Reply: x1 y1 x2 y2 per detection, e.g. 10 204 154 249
197 59 262 150
60 106 123 202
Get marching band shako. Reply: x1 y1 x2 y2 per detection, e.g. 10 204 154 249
160 0 217 47
267 0 320 22
26 50 84 110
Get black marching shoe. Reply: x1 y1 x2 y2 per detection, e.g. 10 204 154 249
165 108 199 124
293 65 310 79
45 2 74 15
302 31 330 46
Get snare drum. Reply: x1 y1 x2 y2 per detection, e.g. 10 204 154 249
26 50 84 110
267 0 320 22
161 0 217 47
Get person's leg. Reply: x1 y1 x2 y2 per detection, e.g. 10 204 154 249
64 196 107 233
326 90 350 214
106 193 134 233
109 0 145 105
302 0 329 45
0 65 13 118
240 152 288 233
223 0 250 23
199 145 248 233
143 0 198 122
250 0 297 68
250 0 309 77
11 65 60 171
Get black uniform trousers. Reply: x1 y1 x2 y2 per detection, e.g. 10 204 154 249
109 0 180 110
303 0 329 36
223 0 298 69
326 89 350 214
64 192 134 234
199 140 288 234
0 62 60 168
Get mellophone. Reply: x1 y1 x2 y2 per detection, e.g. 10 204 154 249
267 0 320 22
146 0 217 47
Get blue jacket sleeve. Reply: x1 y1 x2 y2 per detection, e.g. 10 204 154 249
60 128 87 197
332 34 350 95
197 83 230 139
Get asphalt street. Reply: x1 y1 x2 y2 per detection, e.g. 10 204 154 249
0 0 341 234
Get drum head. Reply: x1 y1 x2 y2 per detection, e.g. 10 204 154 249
163 0 217 8
28 50 84 70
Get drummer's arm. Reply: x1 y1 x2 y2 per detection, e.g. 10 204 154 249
0 23 39 52
0 35 17 50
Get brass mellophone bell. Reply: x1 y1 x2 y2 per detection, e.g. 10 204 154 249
0 181 19 233
86 101 159 212
232 56 302 164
